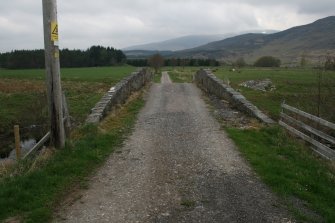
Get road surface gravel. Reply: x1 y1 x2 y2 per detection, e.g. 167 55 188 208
56 72 293 223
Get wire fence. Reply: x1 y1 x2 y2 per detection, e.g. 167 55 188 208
1 123 49 155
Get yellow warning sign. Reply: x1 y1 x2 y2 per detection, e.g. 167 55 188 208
51 22 58 42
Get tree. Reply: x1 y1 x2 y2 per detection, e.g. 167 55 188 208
170 58 177 68
324 54 335 71
148 53 164 74
233 57 246 68
0 46 126 69
300 54 308 67
254 56 281 67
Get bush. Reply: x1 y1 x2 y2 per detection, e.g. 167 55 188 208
254 56 281 67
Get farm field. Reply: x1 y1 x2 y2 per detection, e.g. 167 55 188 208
213 67 335 123
0 66 136 157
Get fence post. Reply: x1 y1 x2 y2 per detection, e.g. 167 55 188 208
14 125 21 160
280 100 285 122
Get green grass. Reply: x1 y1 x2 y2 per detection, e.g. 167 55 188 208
213 67 335 122
153 72 162 83
0 94 145 223
0 66 135 83
166 67 198 83
180 199 196 208
226 126 335 222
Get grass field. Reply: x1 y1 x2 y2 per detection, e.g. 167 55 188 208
0 66 135 157
213 67 335 122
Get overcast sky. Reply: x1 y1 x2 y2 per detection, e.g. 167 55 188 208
0 0 334 52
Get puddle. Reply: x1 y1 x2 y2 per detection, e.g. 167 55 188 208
1 138 37 161
0 125 47 160
21 138 37 150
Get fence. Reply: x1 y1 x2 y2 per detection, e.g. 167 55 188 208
279 102 335 160
12 92 71 160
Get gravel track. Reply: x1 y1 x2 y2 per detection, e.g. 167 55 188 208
56 73 293 223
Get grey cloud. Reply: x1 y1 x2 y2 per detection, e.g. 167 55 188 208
0 0 334 52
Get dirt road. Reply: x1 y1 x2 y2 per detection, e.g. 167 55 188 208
56 73 292 222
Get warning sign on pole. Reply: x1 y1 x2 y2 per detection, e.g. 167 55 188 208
51 21 58 42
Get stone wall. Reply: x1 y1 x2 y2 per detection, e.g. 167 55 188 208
194 69 275 124
86 68 153 124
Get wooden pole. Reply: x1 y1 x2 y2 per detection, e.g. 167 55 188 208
14 125 21 160
42 0 65 148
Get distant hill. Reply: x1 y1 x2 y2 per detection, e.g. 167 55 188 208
174 16 335 65
123 30 277 52
123 35 225 51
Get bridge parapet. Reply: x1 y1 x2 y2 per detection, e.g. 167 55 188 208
194 69 275 124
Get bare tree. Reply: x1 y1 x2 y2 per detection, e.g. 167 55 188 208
233 57 246 68
148 53 164 74
170 57 177 68
300 53 308 67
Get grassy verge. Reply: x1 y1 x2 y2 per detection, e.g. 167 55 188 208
226 126 335 222
167 68 197 83
214 67 335 122
0 93 145 223
153 72 162 83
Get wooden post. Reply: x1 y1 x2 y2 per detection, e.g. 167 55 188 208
14 125 21 160
42 0 65 148
62 91 71 137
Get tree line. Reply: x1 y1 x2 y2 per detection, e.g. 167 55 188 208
127 57 220 67
0 46 126 69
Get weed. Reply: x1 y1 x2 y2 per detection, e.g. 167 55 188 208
180 199 196 208
168 69 195 83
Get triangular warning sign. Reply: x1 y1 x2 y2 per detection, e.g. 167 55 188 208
52 25 58 35
51 22 59 42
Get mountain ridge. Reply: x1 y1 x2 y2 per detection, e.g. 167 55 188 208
174 16 335 64
123 30 277 51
